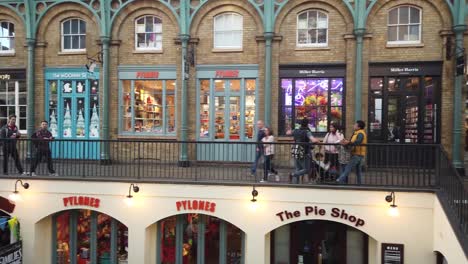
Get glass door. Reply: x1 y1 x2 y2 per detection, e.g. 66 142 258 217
61 80 88 139
213 80 242 141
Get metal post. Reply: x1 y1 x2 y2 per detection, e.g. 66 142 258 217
178 35 190 167
100 37 111 163
26 38 35 159
353 29 365 122
264 33 274 125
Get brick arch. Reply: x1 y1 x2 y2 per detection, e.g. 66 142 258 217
0 6 24 27
190 0 263 36
366 0 453 30
36 3 98 42
274 0 354 34
111 1 179 40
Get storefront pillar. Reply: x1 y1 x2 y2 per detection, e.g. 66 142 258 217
264 32 274 125
127 224 146 264
353 28 365 122
452 25 466 169
26 38 36 158
100 36 111 162
244 231 265 263
178 34 190 167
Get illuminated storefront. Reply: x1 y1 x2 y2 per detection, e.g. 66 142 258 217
278 64 345 135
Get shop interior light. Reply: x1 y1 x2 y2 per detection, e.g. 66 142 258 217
251 186 258 202
9 179 30 202
124 183 140 206
385 191 399 217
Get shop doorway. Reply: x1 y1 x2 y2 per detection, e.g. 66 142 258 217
271 220 368 264
368 64 441 144
197 78 257 162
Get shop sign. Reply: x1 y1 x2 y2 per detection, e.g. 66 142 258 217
215 70 239 78
0 241 22 264
275 206 365 227
0 74 11 80
0 196 15 214
136 71 159 79
381 243 404 264
279 66 346 78
176 200 216 213
63 196 100 208
52 72 88 79
369 61 442 76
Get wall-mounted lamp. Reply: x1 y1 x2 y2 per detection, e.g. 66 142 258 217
251 186 258 202
85 49 103 73
9 179 30 202
385 191 399 217
124 183 140 206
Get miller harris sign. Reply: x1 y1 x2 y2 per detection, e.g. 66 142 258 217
276 205 365 227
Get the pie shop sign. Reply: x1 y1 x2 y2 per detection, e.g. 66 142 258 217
275 205 365 227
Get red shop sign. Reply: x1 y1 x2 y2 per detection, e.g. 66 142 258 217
215 70 239 78
176 200 216 213
136 71 159 79
63 196 100 208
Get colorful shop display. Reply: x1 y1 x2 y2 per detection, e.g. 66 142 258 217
45 68 100 159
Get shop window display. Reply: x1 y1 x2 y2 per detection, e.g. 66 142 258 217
54 210 128 264
280 78 344 135
121 80 176 135
158 214 244 264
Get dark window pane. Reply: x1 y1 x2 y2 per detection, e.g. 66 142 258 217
9 23 14 36
0 22 7 37
399 7 409 24
410 7 420 24
317 29 327 43
388 26 397 41
72 36 79 49
309 29 317 43
64 36 71 49
79 20 86 34
389 9 398 24
409 25 419 41
398 25 408 41
63 20 70 34
370 78 383 95
71 19 78 34
79 35 86 49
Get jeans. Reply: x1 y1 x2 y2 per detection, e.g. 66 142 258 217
30 149 55 173
337 155 363 184
292 157 311 183
263 155 277 180
250 149 263 174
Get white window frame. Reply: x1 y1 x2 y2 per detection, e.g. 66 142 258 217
61 18 86 52
213 13 243 49
0 80 27 133
387 6 422 44
0 21 15 53
296 10 329 47
134 15 163 51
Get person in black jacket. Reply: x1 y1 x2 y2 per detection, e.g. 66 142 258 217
30 120 57 176
249 120 266 177
1 115 25 175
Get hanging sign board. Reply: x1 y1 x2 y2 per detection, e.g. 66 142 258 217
0 241 22 264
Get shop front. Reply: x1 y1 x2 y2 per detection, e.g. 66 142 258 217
278 64 346 136
196 65 258 161
44 68 100 159
0 69 27 130
368 62 442 144
118 66 176 136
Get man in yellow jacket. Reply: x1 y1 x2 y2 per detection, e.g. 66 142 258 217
336 120 367 184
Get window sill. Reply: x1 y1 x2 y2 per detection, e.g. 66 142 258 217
212 48 243 53
386 43 424 48
133 49 163 54
58 51 87 55
295 46 330 51
0 52 15 57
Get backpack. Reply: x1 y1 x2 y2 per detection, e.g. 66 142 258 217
291 144 305 159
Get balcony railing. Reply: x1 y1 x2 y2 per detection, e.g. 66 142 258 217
0 139 441 188
0 139 467 253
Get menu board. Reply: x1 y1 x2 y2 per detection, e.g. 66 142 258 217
381 243 404 264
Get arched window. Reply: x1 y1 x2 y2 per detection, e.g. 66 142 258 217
135 15 162 50
61 18 86 51
0 21 15 53
388 6 421 43
297 10 328 47
213 13 243 49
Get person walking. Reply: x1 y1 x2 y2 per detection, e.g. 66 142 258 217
287 118 319 184
1 115 25 175
261 127 278 182
336 120 367 184
30 121 57 176
250 120 266 177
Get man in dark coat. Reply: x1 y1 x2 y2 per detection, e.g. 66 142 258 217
1 115 25 175
30 120 57 176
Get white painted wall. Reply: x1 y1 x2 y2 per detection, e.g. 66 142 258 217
0 179 464 263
